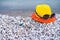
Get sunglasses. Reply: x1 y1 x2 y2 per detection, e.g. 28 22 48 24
35 11 55 19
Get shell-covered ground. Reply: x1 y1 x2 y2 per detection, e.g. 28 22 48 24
0 14 60 40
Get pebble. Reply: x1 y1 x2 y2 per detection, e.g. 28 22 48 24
0 14 60 40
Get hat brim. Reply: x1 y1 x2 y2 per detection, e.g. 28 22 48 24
31 13 56 23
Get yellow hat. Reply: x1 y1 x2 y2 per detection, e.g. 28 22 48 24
36 4 52 17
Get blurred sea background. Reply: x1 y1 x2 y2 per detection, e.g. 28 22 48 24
0 0 60 17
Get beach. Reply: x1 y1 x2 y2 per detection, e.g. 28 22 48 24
0 13 59 40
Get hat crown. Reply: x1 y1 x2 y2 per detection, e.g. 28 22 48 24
36 4 52 17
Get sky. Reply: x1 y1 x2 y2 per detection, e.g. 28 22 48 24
0 0 60 13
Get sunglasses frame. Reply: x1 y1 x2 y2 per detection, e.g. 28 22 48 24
35 10 55 19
